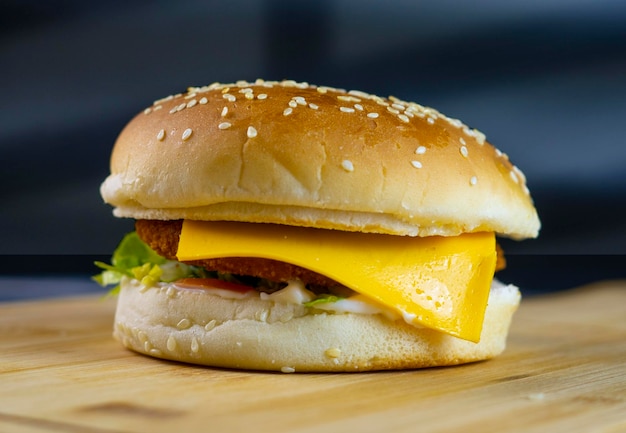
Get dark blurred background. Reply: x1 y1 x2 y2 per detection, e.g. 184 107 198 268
2 0 625 300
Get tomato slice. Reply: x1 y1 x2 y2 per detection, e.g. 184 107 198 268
174 278 254 293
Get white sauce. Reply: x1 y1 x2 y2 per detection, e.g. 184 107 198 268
163 278 509 323
259 280 315 304
167 278 396 318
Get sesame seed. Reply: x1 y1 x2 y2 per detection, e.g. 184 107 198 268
348 90 370 98
470 176 478 185
337 95 361 102
244 92 254 100
257 93 268 100
144 107 152 115
308 103 319 110
367 112 379 119
283 107 293 116
317 87 328 94
459 137 466 145
239 88 253 94
460 146 468 157
199 97 208 105
510 170 519 183
166 335 177 352
340 106 355 113
281 366 296 373
221 106 228 117
293 96 306 105
392 103 405 111
191 337 200 353
387 107 400 115
218 122 232 130
223 93 236 102
247 126 258 138
398 114 410 123
186 99 197 108
427 117 435 125
153 105 162 111
341 160 354 172
407 105 420 114
184 92 197 100
154 94 174 105
157 129 165 141
176 318 191 330
513 165 527 183
176 103 186 112
450 118 463 128
205 319 217 331
354 103 364 111
415 146 426 154
411 160 423 169
473 129 486 145
325 348 342 358
182 128 193 141
169 107 177 114
288 100 298 108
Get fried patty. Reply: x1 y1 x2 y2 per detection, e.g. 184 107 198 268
135 219 339 287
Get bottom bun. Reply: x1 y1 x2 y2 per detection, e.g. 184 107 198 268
113 277 520 372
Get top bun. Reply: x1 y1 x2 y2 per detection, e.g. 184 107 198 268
101 79 540 239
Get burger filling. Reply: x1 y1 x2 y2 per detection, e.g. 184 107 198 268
95 219 504 342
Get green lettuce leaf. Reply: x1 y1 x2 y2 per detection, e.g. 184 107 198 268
303 294 344 307
93 231 204 294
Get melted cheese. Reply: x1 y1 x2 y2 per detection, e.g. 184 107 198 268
177 220 497 342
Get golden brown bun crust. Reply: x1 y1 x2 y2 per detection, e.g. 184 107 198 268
101 79 540 239
113 278 521 372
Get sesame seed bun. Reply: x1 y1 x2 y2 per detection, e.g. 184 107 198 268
101 79 540 239
114 277 520 372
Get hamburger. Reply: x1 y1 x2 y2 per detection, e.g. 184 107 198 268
95 79 540 372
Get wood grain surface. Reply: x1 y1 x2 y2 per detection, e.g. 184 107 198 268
1 280 625 433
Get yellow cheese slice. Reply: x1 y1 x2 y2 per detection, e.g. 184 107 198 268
177 220 497 342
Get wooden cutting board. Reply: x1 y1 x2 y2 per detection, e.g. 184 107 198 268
1 280 625 433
